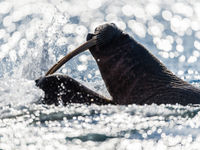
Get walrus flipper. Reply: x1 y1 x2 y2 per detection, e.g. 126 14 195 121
35 74 114 105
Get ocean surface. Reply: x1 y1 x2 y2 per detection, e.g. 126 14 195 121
1 0 200 149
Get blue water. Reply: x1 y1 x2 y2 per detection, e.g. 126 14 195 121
1 0 200 149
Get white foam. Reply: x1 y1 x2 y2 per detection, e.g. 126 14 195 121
122 5 134 17
162 10 172 21
176 45 184 52
0 52 5 61
172 2 193 17
128 20 146 38
75 36 85 44
156 39 172 51
170 15 191 35
25 28 35 41
178 70 184 75
3 16 12 27
6 23 16 33
193 51 200 57
105 13 118 21
7 31 21 50
135 8 146 20
194 41 200 50
171 15 182 28
9 50 17 62
56 37 68 46
0 29 6 39
0 78 43 106
63 24 75 34
56 1 70 12
75 25 88 36
148 22 164 37
176 38 183 45
77 64 87 71
0 44 10 57
0 1 12 14
79 54 88 63
159 51 169 59
40 3 55 24
67 44 76 53
188 56 197 63
145 3 160 16
191 21 200 31
12 8 30 23
18 48 26 57
87 0 102 9
179 55 186 62
54 14 68 26
114 21 126 30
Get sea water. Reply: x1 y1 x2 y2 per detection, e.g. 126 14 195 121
1 0 200 149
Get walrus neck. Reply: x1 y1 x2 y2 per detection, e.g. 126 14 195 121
90 34 185 104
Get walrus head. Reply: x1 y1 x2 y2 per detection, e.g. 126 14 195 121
87 23 122 48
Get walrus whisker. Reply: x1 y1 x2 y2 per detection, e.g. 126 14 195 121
45 38 97 76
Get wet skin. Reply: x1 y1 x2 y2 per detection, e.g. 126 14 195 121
36 23 200 105
36 74 114 105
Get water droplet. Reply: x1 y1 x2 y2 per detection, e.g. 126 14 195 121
162 10 172 21
87 0 101 9
128 20 146 38
122 5 134 17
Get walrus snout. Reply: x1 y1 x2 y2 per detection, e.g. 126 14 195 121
87 23 122 47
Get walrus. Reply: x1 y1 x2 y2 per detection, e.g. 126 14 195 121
36 23 200 105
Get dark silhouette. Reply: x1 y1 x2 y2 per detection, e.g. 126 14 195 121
36 23 200 105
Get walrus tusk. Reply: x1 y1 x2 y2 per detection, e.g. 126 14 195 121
45 38 96 76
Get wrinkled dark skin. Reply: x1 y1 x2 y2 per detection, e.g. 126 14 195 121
87 23 200 105
36 23 200 105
